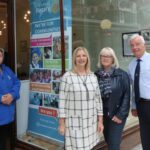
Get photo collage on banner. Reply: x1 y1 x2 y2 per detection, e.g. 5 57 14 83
28 0 72 143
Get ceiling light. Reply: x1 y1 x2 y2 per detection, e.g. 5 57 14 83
24 10 30 23
27 11 31 14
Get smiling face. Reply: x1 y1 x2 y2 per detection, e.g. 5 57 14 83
75 50 88 69
100 52 113 70
130 36 146 58
0 51 4 65
32 53 39 64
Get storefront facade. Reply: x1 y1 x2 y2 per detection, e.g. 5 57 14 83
1 0 150 149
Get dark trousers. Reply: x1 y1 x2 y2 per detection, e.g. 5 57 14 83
0 122 14 150
137 101 150 150
103 116 126 150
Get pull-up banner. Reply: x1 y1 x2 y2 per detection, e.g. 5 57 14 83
28 0 72 143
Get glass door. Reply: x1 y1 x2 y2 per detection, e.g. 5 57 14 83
0 0 16 149
0 1 8 65
0 0 15 70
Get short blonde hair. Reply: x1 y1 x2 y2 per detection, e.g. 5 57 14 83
97 47 119 68
72 47 91 73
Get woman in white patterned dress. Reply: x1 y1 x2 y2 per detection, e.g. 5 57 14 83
58 47 103 150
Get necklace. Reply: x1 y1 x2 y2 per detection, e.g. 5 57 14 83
77 74 89 100
78 75 87 85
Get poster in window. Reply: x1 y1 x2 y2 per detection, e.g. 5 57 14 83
141 29 150 53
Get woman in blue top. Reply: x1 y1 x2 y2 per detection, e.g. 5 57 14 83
0 48 20 150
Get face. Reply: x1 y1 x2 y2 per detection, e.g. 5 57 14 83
56 42 61 52
0 51 4 65
130 36 145 58
75 50 88 68
100 52 113 69
32 53 39 63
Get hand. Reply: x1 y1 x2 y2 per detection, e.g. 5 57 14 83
1 94 13 105
58 124 65 135
131 109 138 117
112 116 122 124
97 121 104 133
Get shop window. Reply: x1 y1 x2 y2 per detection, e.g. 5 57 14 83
15 0 150 149
16 0 30 80
15 0 70 149
72 0 150 129
0 2 8 65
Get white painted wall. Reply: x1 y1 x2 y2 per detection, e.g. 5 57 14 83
16 80 30 137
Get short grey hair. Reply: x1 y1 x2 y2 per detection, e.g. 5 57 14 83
129 34 145 44
0 48 4 55
97 47 119 68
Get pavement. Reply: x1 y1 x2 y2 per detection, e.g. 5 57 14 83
131 144 142 150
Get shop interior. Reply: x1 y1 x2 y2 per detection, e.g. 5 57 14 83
1 0 150 149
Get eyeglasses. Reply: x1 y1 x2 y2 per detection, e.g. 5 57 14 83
100 55 112 58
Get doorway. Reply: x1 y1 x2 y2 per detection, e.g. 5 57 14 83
0 0 15 149
0 0 15 70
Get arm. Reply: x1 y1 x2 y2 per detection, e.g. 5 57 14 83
115 72 130 120
9 68 21 101
58 73 69 134
1 67 20 105
95 77 104 132
95 82 103 116
128 66 137 116
131 86 138 117
58 118 65 135
58 74 69 118
97 115 104 133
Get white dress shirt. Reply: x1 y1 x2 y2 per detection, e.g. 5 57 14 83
128 52 150 109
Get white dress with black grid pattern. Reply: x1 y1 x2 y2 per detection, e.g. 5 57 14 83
59 71 103 150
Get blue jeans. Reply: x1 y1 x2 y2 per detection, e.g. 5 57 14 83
103 116 126 150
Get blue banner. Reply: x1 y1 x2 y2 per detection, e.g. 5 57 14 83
30 0 60 22
31 19 68 35
28 108 63 142
28 0 72 143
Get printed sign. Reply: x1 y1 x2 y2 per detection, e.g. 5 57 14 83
28 0 72 143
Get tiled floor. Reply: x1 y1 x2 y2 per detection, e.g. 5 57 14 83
16 144 142 150
17 133 142 150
